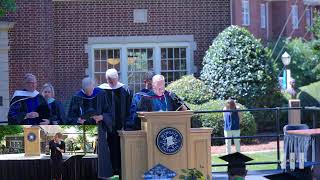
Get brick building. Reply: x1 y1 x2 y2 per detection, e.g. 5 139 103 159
231 0 320 42
0 0 231 120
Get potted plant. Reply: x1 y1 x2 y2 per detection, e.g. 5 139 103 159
179 168 209 180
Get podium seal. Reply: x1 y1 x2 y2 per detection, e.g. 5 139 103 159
156 127 183 155
27 132 37 142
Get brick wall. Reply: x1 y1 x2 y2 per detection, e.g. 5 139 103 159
8 0 55 97
8 0 230 102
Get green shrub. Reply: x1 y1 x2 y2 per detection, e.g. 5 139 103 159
190 100 256 145
298 81 320 107
200 25 276 107
166 75 213 105
284 38 320 87
0 0 16 17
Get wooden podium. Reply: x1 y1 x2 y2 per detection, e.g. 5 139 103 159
24 127 41 156
119 111 212 180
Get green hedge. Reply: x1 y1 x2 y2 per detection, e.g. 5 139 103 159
166 75 213 104
298 81 320 107
190 100 256 145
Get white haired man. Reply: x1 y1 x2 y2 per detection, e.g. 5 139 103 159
8 73 50 125
138 74 188 112
68 77 113 179
98 68 132 179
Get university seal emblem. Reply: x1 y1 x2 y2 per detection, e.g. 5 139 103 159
156 127 183 155
27 132 36 142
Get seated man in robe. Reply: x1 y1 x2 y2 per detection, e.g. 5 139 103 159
138 74 188 112
8 73 50 125
68 77 113 179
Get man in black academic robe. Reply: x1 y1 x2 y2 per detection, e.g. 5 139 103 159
127 71 154 130
99 69 132 178
68 77 113 179
8 73 50 125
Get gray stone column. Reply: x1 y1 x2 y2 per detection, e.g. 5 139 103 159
0 21 14 123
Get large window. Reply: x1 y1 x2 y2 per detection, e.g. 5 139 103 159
94 49 120 84
89 36 194 93
242 0 250 26
306 8 312 28
292 5 299 29
127 48 154 92
260 4 266 29
161 48 187 85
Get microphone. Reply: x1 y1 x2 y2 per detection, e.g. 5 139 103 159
171 93 190 111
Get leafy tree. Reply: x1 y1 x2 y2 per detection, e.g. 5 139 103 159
310 10 320 39
200 25 276 107
61 125 97 154
0 125 23 141
284 38 320 87
0 0 16 17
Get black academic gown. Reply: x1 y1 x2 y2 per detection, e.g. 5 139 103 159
68 87 113 179
8 90 50 125
48 99 67 125
98 82 132 177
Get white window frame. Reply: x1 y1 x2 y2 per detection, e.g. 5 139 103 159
242 0 250 26
306 8 312 28
260 4 266 29
87 36 195 86
292 5 299 29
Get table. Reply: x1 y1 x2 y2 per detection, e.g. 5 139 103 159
283 128 320 177
0 154 98 180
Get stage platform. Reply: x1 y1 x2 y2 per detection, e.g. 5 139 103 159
0 153 98 180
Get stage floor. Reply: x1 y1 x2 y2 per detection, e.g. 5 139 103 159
0 153 98 180
0 153 97 160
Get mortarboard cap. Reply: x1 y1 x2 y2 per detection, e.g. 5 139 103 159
81 108 98 119
219 152 253 176
264 172 300 180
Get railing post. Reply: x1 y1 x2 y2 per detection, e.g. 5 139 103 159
276 107 281 169
313 111 317 129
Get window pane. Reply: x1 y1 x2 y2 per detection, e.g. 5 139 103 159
181 48 186 58
95 61 101 72
174 59 180 70
127 48 154 93
174 48 179 58
168 48 173 58
94 48 121 81
94 50 100 60
147 48 153 59
101 49 107 60
161 59 167 70
161 48 166 59
168 60 173 70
